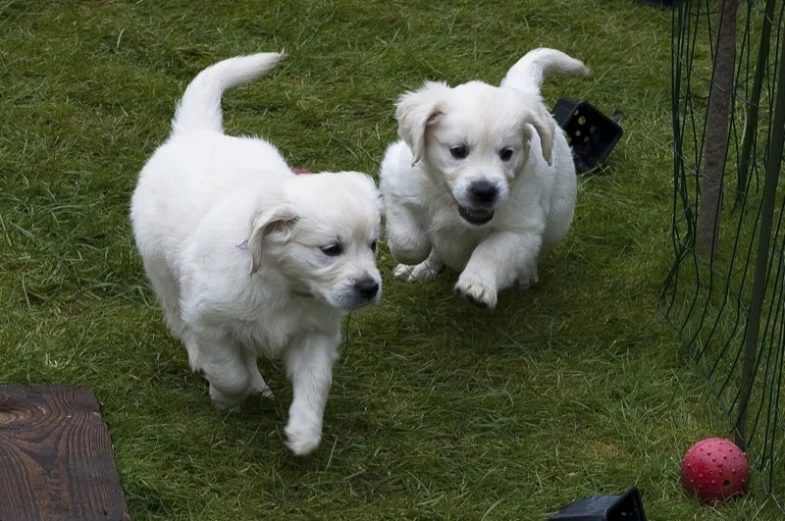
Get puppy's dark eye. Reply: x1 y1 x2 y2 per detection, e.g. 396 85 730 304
449 145 469 160
370 240 378 252
320 244 343 256
499 148 514 161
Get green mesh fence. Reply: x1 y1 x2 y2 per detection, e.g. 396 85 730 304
662 0 785 508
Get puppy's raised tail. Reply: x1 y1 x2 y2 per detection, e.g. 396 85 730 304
500 48 589 97
172 52 282 135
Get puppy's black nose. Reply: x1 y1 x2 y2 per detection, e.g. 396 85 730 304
355 278 379 299
468 181 498 204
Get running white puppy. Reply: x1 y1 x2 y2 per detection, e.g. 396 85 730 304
130 53 383 456
380 48 589 309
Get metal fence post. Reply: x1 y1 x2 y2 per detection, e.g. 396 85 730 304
736 0 777 203
734 22 785 449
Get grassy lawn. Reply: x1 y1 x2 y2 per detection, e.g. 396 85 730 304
0 0 781 519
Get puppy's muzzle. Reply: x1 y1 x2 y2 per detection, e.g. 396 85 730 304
457 180 498 225
335 276 381 311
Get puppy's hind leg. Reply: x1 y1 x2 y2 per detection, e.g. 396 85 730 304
385 203 431 266
386 203 443 282
193 333 252 412
243 349 274 399
144 259 185 336
394 249 444 283
144 259 204 372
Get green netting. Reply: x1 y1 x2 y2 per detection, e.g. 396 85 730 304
662 0 785 509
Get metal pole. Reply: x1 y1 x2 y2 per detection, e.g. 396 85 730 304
697 0 738 257
734 17 785 449
736 0 777 204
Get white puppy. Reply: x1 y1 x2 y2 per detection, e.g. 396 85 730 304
380 48 589 309
130 53 383 456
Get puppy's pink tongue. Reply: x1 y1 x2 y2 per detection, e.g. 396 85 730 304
290 167 311 175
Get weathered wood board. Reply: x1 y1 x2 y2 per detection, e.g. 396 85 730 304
0 385 129 521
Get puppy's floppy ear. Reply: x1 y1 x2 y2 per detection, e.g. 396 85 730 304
395 81 451 166
521 103 557 166
379 211 387 233
372 188 385 227
377 199 387 234
248 205 299 275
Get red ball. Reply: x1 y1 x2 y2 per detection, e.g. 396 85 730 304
681 438 749 502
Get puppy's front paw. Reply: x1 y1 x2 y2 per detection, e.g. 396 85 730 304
187 349 204 375
284 422 322 456
454 276 497 309
517 261 540 289
393 260 442 283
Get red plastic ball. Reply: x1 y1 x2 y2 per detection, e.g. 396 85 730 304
681 438 749 502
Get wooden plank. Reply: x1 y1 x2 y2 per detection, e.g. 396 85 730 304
0 385 130 521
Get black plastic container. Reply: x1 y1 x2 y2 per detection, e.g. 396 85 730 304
548 487 647 521
551 98 623 174
637 0 676 8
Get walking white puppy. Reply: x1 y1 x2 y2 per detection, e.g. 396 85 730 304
130 53 383 456
380 48 589 309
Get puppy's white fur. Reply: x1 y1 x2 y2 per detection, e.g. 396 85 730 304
380 48 589 309
130 53 383 456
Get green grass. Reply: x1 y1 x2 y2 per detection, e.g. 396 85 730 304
0 0 781 519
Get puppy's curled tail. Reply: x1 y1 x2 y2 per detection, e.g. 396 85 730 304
172 52 283 135
500 48 589 97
